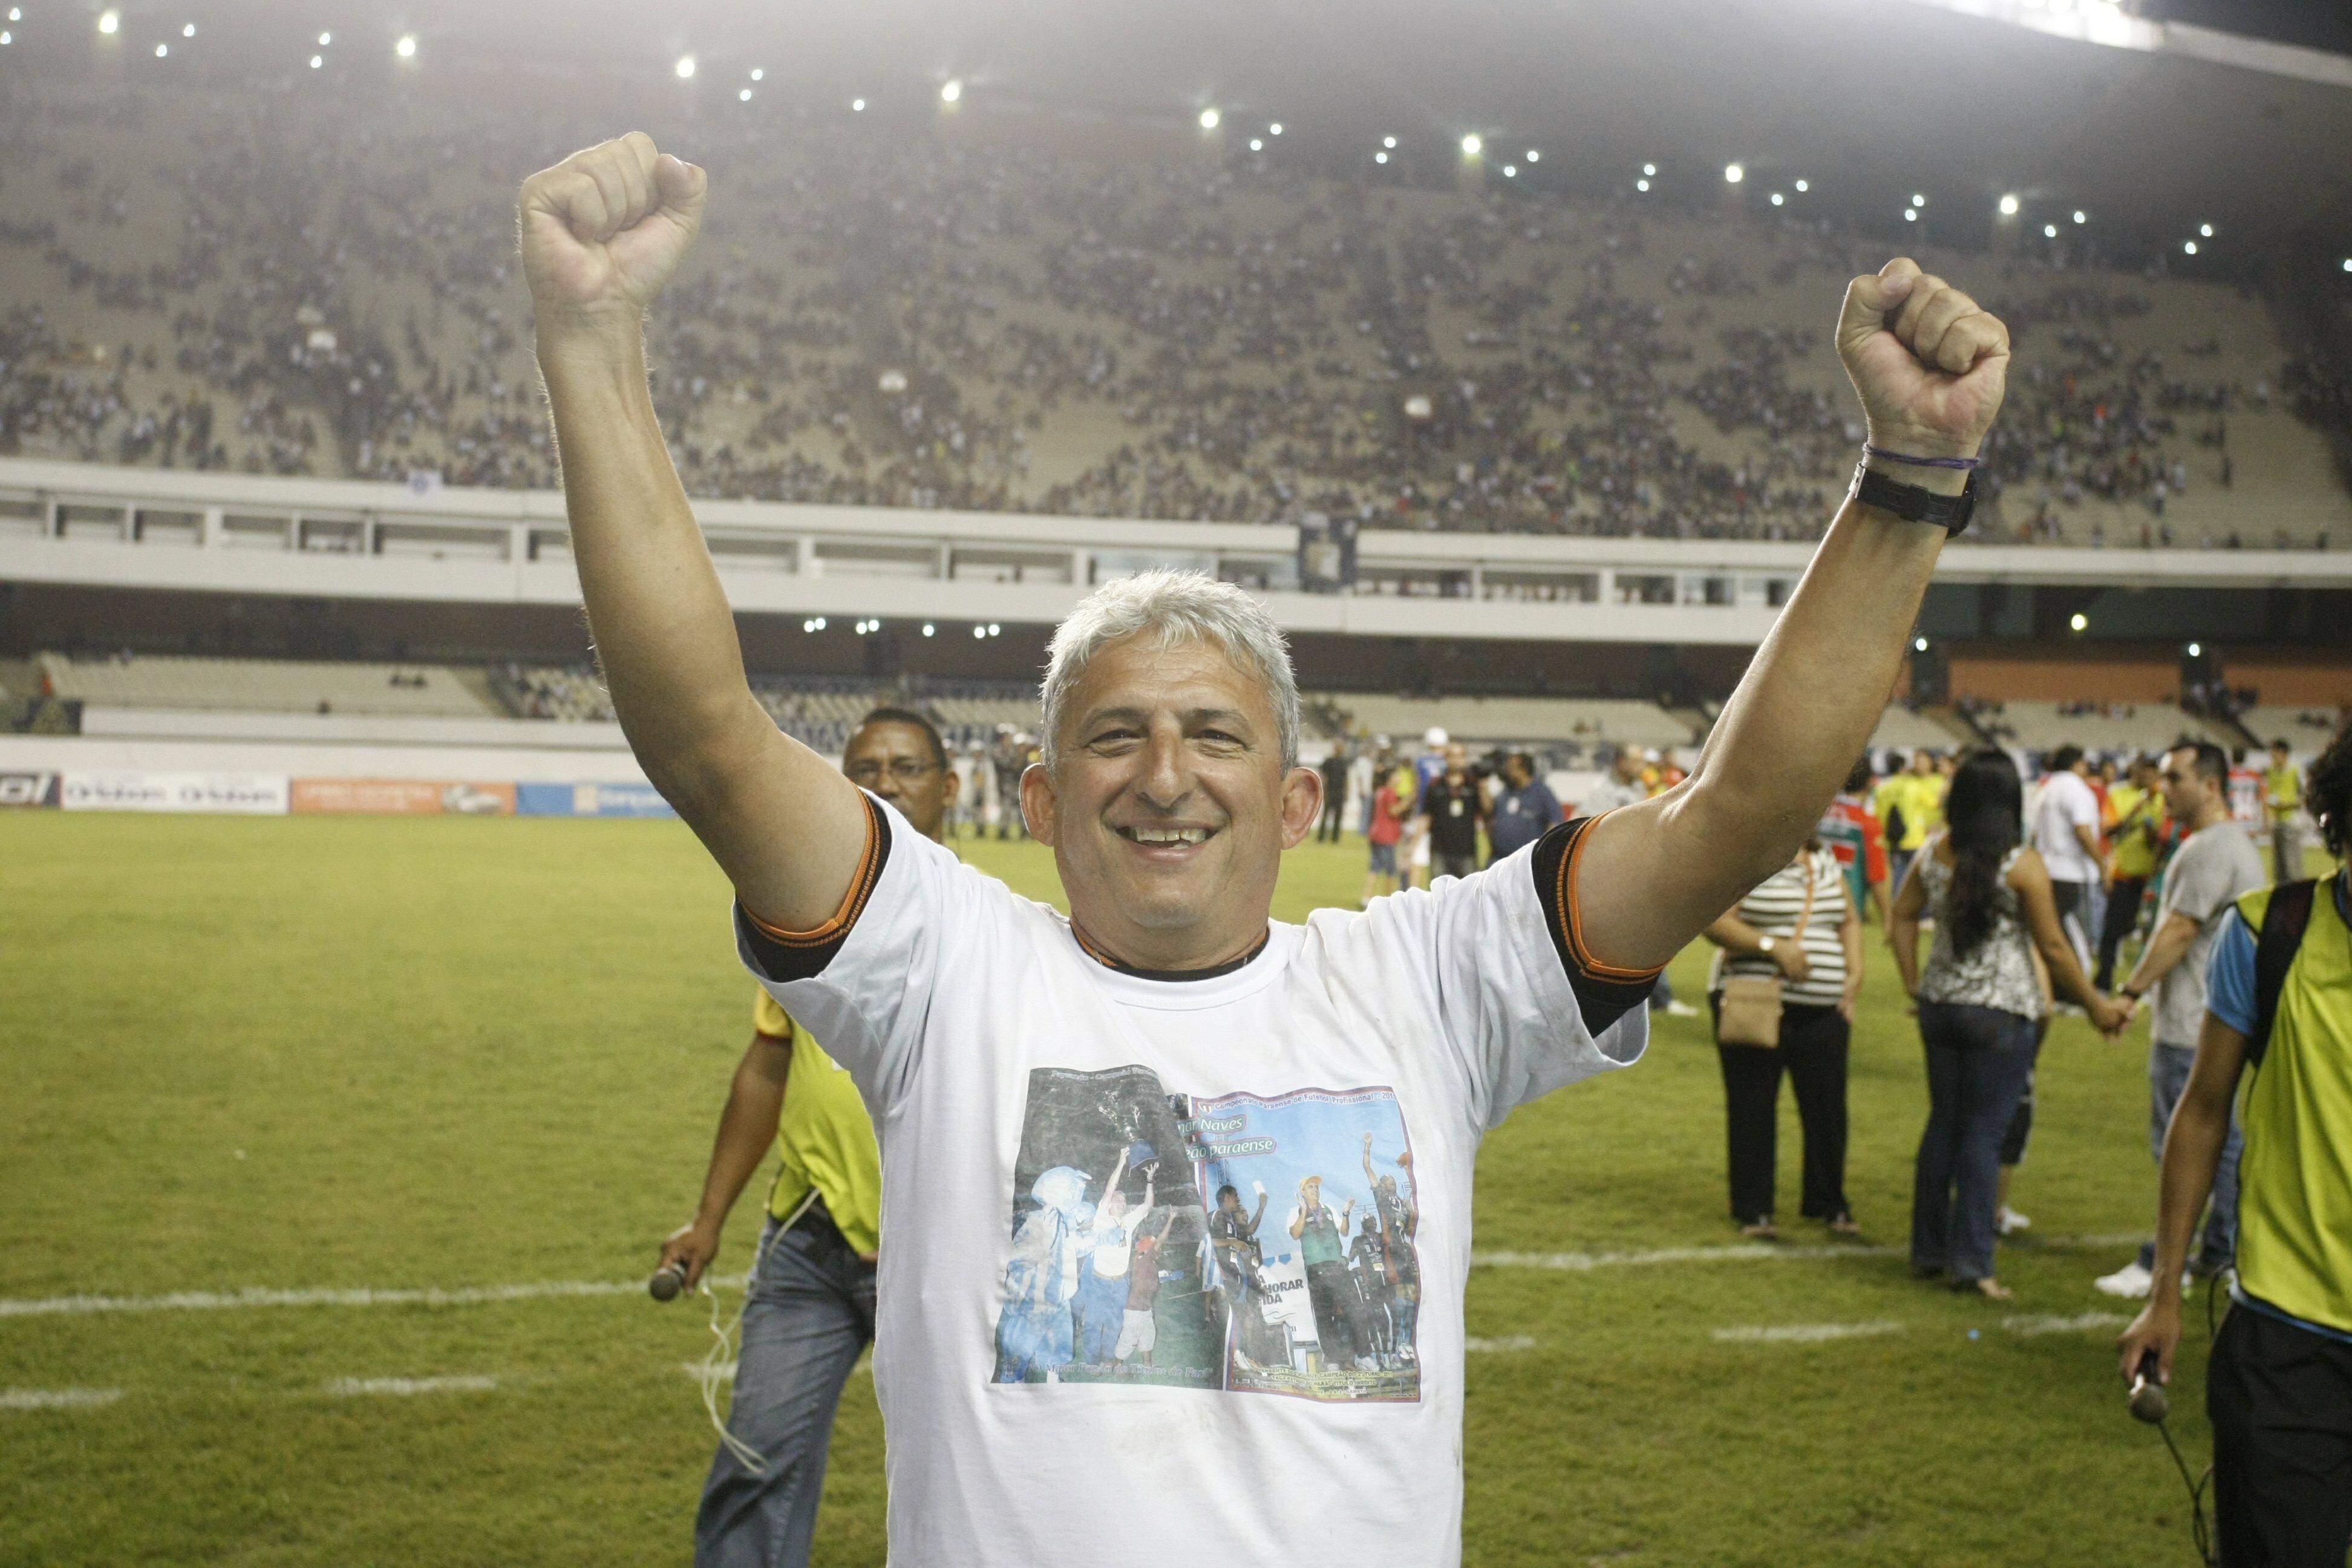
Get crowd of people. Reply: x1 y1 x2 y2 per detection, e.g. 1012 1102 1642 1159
4 77 2342 549
1297 724 2334 1310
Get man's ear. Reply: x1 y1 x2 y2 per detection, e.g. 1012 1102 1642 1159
1021 762 1057 844
1278 766 1322 849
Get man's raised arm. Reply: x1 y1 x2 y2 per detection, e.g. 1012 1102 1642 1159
1578 257 2010 970
520 133 866 929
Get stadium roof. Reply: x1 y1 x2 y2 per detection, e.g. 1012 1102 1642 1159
21 0 2352 268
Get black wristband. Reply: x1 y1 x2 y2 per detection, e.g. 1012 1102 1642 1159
1849 462 1975 535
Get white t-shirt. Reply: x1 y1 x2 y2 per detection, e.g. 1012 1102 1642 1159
739 797 1649 1568
2030 769 2102 884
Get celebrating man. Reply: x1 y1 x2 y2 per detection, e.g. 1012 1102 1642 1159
521 131 2009 1566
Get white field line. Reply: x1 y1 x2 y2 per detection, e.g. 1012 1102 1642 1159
1713 1319 1907 1345
2002 1310 2132 1336
0 1236 2146 1321
1 1387 124 1411
1464 1334 1538 1353
322 1374 499 1398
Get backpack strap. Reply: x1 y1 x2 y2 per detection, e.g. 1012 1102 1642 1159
2247 878 2318 1069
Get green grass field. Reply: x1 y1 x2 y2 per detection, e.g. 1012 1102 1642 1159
2 812 2252 1566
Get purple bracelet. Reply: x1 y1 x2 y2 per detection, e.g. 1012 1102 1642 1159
1866 444 1981 471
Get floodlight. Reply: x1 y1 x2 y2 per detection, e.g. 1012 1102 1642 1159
1642 162 1656 177
813 617 827 630
1375 151 1388 165
2184 241 2197 255
1794 178 1808 192
939 79 961 102
310 53 322 68
2044 224 2057 238
1998 193 2019 216
395 34 417 58
183 22 195 37
675 55 695 79
2343 258 2352 272
739 88 751 101
1249 139 1263 151
923 624 936 637
1460 134 1481 157
1199 108 1220 130
1770 192 1784 206
319 31 332 45
2073 209 2086 223
2187 642 2202 658
2199 222 2213 238
1904 207 1918 221
98 10 119 34
1912 192 1926 206
750 67 763 82
1913 638 1929 653
973 626 987 639
2070 613 2088 632
8 8 21 20
154 41 166 55
989 623 1001 636
852 97 866 111
1269 122 1282 135
1 31 11 44
1503 165 1516 178
1636 178 1650 192
1382 135 1397 148
1724 163 1743 183
1525 149 1540 162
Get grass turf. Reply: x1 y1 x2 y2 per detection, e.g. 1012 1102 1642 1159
2 812 2241 1566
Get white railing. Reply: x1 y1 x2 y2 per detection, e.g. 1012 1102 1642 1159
2 458 2343 647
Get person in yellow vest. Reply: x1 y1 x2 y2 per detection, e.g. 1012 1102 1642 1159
2264 737 2308 884
2120 720 2352 1567
658 707 954 1568
2093 753 2166 991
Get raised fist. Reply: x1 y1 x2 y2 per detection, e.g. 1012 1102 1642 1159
1836 257 2010 460
518 132 707 342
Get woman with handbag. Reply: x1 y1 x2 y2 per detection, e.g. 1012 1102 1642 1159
1890 750 2131 1299
1703 840 1863 1240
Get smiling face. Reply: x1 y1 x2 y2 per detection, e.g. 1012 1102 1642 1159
1024 632 1318 970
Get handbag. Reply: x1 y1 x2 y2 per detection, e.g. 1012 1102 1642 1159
1716 854 1820 1048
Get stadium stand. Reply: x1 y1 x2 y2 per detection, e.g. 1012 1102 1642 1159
2238 705 2349 751
38 651 500 717
1867 704 1970 754
1956 698 2230 756
5 77 2347 550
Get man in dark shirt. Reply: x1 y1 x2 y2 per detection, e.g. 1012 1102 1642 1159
1318 745 1351 843
1417 743 1486 880
1486 753 1563 863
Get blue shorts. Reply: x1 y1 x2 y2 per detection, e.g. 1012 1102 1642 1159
1368 841 1397 875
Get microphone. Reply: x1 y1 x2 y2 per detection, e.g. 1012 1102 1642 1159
2128 1348 2169 1424
649 1263 688 1302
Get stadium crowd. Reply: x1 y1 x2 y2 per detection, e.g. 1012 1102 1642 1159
4 77 2344 549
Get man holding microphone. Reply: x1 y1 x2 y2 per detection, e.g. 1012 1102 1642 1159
656 707 955 1568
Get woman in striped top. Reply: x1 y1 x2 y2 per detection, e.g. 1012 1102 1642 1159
1702 841 1863 1238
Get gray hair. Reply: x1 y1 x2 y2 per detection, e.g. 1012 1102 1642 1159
1039 570 1301 771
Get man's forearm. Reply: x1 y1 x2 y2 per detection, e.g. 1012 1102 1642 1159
2123 916 2195 998
1585 495 1945 967
2146 1096 2229 1302
538 331 762 787
692 1047 791 1230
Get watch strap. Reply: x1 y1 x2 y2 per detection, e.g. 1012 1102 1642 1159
1851 461 1975 535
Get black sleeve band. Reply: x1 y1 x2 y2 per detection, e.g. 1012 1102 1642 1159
736 793 893 985
1529 815 1665 1037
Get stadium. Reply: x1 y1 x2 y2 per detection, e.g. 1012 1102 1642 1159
4 1 2350 1564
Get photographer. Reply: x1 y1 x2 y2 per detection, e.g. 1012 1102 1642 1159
2120 719 2352 1567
